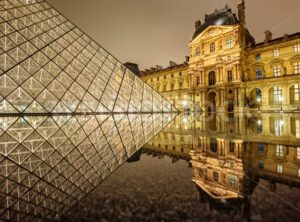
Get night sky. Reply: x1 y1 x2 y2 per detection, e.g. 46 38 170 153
46 0 300 70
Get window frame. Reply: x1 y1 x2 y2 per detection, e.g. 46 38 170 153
273 65 281 77
273 86 282 102
294 62 300 74
277 164 283 173
276 144 284 157
227 70 233 82
294 45 300 53
256 54 261 61
210 42 215 53
195 47 200 57
256 68 263 79
226 36 233 49
273 49 280 57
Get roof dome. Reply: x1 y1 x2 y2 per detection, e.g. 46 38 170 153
192 5 238 39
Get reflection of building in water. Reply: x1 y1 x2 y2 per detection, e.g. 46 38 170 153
145 113 300 203
0 114 171 221
190 138 245 199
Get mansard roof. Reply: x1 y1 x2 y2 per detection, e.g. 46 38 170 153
192 5 239 39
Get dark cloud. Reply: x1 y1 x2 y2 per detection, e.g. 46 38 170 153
46 0 300 70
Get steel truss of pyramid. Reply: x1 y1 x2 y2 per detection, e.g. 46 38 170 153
0 0 177 114
0 113 175 221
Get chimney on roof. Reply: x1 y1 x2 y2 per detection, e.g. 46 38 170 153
150 67 156 72
194 20 202 30
145 69 150 73
264 30 272 44
169 61 177 67
156 65 163 70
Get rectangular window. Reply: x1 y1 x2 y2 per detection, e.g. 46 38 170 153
210 42 215 52
296 120 300 138
227 70 233 82
258 143 265 154
294 45 300 53
297 147 300 159
171 73 174 78
179 72 182 76
179 82 183 88
276 144 284 157
157 77 159 81
256 54 261 61
275 120 283 136
164 75 166 79
195 47 200 56
274 86 282 102
151 79 153 82
213 171 218 181
294 62 300 74
277 164 283 173
229 175 235 188
226 36 233 49
196 76 200 86
259 161 264 169
256 68 263 79
273 65 281 76
163 85 166 91
274 49 279 57
229 141 235 153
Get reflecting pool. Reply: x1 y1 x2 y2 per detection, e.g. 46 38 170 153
0 113 174 221
1 112 300 221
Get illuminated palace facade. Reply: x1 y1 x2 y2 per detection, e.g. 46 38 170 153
140 0 300 112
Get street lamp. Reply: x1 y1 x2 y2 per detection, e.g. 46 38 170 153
256 97 261 112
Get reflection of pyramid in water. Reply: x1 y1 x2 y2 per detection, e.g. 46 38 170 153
0 0 176 114
0 113 175 221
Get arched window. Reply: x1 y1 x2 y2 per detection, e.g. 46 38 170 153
210 42 215 53
294 62 300 74
195 47 200 56
226 36 233 49
208 71 216 85
196 76 200 86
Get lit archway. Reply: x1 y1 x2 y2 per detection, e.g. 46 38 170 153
249 88 262 108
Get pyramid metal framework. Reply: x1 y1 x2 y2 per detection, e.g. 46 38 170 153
0 113 174 221
0 0 176 114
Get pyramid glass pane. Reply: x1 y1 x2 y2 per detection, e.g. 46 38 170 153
0 0 177 114
0 113 173 221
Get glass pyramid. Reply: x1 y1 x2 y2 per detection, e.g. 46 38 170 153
0 0 176 114
0 113 175 221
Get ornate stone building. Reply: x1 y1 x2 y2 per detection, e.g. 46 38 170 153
140 0 300 113
140 61 192 111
